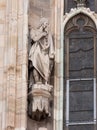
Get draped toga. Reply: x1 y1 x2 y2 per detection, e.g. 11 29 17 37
29 31 54 82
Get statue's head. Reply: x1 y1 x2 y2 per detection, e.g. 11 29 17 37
38 18 49 29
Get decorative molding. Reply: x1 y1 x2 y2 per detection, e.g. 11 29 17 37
63 7 97 28
65 13 96 33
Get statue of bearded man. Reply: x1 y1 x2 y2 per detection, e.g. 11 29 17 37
29 18 54 84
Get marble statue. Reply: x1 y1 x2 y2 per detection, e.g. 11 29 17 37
29 18 54 84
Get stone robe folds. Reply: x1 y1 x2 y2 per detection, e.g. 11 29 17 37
29 31 54 82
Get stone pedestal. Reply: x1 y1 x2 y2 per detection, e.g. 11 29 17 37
39 128 48 130
28 83 53 121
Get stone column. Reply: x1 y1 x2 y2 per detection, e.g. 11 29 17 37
0 1 6 130
53 0 64 130
0 0 28 130
5 0 18 130
15 0 28 130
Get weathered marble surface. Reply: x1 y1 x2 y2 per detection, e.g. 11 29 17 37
0 0 28 130
0 0 97 130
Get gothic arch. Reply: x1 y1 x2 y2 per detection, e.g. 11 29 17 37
63 8 97 29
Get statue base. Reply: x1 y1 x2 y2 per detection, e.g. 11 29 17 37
28 83 53 121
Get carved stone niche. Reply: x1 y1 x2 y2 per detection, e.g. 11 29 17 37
28 83 53 121
28 17 54 121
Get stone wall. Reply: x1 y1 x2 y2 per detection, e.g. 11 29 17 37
28 0 51 28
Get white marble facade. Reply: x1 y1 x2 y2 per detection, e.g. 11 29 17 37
0 0 71 129
0 0 97 130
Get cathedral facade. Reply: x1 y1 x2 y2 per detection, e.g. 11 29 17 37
0 0 97 130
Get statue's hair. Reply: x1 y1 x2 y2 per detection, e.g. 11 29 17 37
38 17 49 28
